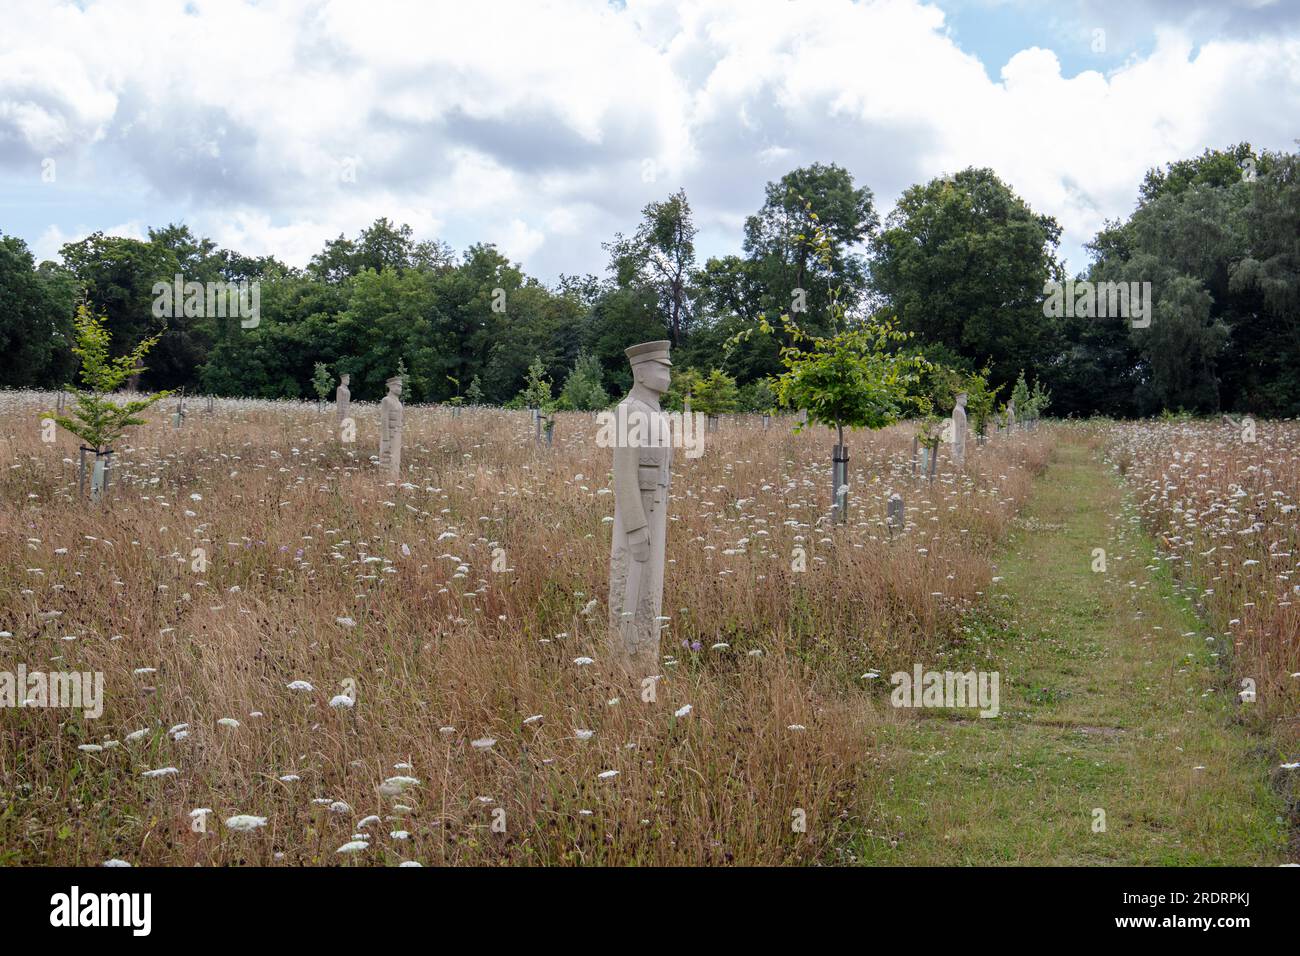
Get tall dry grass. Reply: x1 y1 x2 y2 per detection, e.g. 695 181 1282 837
0 392 1051 864
1104 419 1300 742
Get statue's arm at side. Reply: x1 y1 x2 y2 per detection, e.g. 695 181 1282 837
612 442 647 535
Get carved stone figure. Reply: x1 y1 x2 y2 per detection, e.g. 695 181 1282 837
887 492 905 533
608 340 673 675
952 391 968 468
1006 398 1016 434
336 374 351 426
378 375 403 477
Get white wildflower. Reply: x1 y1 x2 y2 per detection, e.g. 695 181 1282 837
225 815 268 832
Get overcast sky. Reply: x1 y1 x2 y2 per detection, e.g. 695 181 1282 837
2 0 1298 282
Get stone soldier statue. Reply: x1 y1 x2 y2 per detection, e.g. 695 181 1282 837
336 373 351 426
1005 398 1016 434
951 391 968 468
378 374 403 477
608 340 673 675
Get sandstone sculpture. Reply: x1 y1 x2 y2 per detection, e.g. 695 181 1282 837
336 373 351 426
952 391 968 467
378 375 403 477
608 340 673 675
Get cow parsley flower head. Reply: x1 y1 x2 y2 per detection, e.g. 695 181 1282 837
225 815 268 832
379 776 421 796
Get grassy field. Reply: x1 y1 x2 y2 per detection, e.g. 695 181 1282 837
0 391 1049 865
1103 420 1300 733
1 394 1293 865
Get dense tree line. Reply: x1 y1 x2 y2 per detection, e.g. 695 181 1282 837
2 145 1297 415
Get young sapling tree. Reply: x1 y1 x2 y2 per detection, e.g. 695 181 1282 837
45 303 171 501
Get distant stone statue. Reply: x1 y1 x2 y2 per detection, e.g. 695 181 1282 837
1006 398 1016 434
378 375 403 477
336 373 351 426
887 493 905 534
952 391 967 467
608 340 673 676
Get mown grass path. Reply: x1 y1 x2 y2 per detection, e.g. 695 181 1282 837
856 436 1289 864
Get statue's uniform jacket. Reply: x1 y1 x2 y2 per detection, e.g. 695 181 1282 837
952 403 967 466
379 394 402 472
336 385 351 424
607 396 673 666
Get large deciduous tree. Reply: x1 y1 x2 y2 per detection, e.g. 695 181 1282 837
744 162 877 310
690 163 878 385
59 232 181 389
869 168 1061 397
605 188 697 346
0 234 77 387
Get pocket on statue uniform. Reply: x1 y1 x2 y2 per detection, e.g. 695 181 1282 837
637 466 659 491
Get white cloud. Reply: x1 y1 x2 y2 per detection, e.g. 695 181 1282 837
0 0 1297 279
32 219 148 262
496 216 546 264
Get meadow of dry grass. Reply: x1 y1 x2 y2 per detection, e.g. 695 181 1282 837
1104 419 1300 743
0 392 1051 865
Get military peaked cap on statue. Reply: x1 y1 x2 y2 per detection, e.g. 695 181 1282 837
386 375 403 386
625 340 672 367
